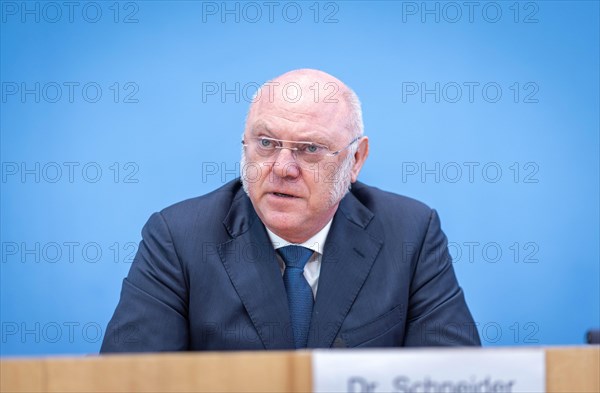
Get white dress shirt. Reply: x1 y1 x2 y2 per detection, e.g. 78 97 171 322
265 219 333 299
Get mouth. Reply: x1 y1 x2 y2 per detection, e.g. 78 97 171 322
270 192 299 198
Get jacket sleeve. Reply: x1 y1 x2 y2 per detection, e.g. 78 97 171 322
100 212 189 353
402 209 481 346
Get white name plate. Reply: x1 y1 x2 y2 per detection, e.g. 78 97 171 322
313 348 545 393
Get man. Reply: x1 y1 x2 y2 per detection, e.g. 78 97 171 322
100 69 480 352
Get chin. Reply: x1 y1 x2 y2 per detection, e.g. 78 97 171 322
262 214 306 239
262 212 299 230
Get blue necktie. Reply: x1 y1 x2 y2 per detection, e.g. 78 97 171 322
278 245 314 349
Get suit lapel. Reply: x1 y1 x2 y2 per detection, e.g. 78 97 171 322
218 189 295 349
308 191 383 348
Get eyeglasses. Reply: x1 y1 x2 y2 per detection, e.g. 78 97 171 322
242 136 362 166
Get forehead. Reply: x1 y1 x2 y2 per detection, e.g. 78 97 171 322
247 86 350 142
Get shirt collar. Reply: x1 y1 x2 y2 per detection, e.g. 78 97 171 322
265 219 333 255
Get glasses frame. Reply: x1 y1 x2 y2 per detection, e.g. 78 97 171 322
241 136 362 164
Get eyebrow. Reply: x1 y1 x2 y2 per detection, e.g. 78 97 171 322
251 120 274 136
250 120 330 146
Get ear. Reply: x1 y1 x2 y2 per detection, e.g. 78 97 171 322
350 136 369 183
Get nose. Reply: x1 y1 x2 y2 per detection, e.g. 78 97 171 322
272 147 301 179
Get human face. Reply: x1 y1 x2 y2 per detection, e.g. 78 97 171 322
241 86 358 243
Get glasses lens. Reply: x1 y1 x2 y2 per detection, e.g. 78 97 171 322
296 143 326 164
254 138 277 157
249 138 330 165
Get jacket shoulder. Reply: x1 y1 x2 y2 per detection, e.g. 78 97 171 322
156 179 243 232
350 181 433 220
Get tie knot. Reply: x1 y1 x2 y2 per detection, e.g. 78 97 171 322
278 245 313 269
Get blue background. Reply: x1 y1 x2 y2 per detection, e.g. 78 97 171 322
1 0 598 356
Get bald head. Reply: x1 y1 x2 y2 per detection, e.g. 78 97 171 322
246 69 363 139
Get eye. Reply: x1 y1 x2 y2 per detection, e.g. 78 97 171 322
259 138 274 148
301 144 323 154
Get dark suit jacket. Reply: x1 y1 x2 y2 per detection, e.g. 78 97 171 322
101 180 480 352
